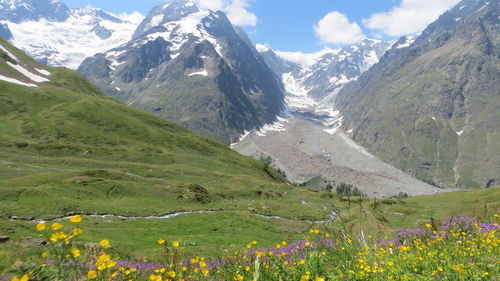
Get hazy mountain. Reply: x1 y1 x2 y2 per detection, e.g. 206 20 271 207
0 0 142 68
78 0 285 144
257 40 392 105
335 0 500 188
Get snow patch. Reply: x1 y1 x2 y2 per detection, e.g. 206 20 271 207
256 117 289 137
255 43 269 53
188 70 208 76
230 130 251 148
6 62 49 83
456 130 464 136
0 74 37 87
34 68 51 76
282 72 316 110
148 14 164 29
0 44 18 62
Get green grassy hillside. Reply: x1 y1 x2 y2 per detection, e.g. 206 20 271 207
0 38 342 273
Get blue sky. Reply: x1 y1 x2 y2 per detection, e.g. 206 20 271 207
60 0 461 53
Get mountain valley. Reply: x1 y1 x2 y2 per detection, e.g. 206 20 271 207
0 0 499 279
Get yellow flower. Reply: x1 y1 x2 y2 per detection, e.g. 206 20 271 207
246 244 252 249
300 274 310 281
149 274 162 281
100 239 110 248
202 268 209 276
72 228 83 236
69 215 82 223
157 238 165 245
36 222 47 231
282 241 287 246
172 241 180 247
51 222 63 231
199 261 207 268
107 260 117 269
41 252 48 258
167 270 176 277
87 270 97 279
70 248 80 258
251 240 257 245
315 278 325 281
49 231 67 243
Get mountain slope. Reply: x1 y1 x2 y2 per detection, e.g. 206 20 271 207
0 0 142 68
335 0 500 188
78 0 284 144
0 37 305 219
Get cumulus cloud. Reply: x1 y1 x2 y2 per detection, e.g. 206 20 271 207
195 0 257 27
275 47 337 68
363 0 461 37
314 11 365 45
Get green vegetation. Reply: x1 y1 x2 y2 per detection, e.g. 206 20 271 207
4 213 499 280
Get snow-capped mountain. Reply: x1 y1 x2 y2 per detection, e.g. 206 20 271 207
256 39 391 114
0 0 143 68
78 0 284 144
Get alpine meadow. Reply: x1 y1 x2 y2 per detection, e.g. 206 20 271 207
0 0 498 280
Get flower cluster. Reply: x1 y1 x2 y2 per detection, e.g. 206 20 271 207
6 214 499 281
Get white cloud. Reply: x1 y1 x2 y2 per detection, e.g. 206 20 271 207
195 0 257 27
196 0 225 11
363 0 461 37
275 47 338 68
112 11 145 24
314 11 365 45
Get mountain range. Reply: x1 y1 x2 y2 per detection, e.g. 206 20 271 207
0 0 142 68
78 0 285 144
335 0 500 188
1 0 498 192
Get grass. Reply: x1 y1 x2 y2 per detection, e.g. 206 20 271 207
3 213 499 280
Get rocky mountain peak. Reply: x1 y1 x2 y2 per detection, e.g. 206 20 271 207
133 0 202 39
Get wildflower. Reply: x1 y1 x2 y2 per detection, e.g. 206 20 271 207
49 231 67 243
202 268 209 276
167 271 176 278
281 241 287 246
149 274 162 281
70 248 80 258
87 270 97 279
36 222 46 231
72 228 83 236
246 244 252 249
300 273 310 281
157 238 165 245
69 215 82 223
100 239 110 248
315 278 325 281
172 241 180 247
251 240 257 245
41 252 48 258
50 222 63 231
233 274 244 281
